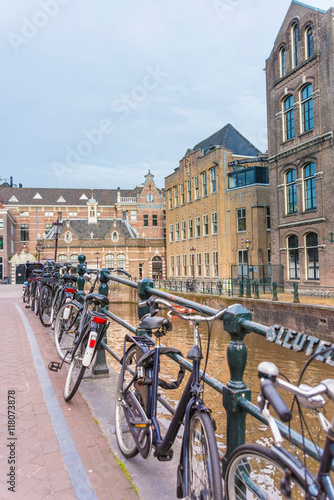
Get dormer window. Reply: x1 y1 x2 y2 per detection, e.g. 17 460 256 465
291 23 299 68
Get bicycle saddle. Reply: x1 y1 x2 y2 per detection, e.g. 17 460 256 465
63 274 78 282
138 316 172 331
86 293 109 306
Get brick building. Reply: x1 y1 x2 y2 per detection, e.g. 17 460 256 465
0 171 166 282
165 124 270 281
266 0 334 287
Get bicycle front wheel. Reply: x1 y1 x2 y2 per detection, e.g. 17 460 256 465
187 410 223 500
115 345 139 458
225 444 307 499
64 335 87 402
54 302 80 362
39 286 53 326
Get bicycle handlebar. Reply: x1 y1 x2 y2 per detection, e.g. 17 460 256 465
139 297 226 323
260 379 292 423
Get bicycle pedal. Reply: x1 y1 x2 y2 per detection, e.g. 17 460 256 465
48 361 61 372
156 449 174 461
129 417 150 427
25 304 30 308
44 322 51 327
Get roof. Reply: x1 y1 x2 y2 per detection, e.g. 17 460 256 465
66 219 137 240
0 187 144 206
191 123 261 156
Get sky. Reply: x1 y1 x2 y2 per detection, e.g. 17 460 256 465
1 0 333 190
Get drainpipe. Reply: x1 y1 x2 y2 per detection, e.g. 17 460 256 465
223 151 229 278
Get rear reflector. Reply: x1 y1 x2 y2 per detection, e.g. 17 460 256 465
93 316 107 324
89 338 96 348
65 288 76 294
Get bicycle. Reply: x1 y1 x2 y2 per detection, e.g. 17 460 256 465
224 347 334 499
115 296 225 500
53 270 98 363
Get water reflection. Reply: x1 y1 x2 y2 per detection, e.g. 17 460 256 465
105 296 334 468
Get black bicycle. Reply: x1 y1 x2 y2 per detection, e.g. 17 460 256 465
115 297 224 500
225 348 334 499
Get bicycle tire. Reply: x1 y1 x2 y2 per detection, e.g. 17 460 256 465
63 333 87 402
50 289 62 330
55 302 81 362
39 285 53 327
225 443 307 499
30 283 36 311
23 287 29 304
34 284 41 315
187 410 223 500
115 345 139 458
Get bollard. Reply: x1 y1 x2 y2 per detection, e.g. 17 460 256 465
293 282 300 303
254 281 260 299
238 280 243 298
246 278 251 298
92 268 109 376
76 254 87 303
272 281 278 301
222 304 252 467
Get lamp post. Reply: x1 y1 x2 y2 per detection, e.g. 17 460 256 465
244 239 251 277
190 246 196 280
53 212 63 262
36 240 42 262
95 251 100 270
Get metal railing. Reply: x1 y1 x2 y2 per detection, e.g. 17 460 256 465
97 274 333 468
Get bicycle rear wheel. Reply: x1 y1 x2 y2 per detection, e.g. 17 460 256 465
187 410 223 499
39 286 53 326
64 334 87 402
115 345 139 458
225 444 307 499
54 302 80 362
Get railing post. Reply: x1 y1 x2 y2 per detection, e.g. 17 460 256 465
254 281 259 299
246 278 251 298
272 281 278 301
238 280 243 298
293 282 300 303
137 278 153 320
76 254 87 303
222 304 252 468
92 268 109 376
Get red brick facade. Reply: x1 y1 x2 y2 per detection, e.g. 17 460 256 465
266 1 334 287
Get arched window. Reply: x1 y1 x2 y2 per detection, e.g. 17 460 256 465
117 253 126 269
285 169 297 214
279 47 286 77
305 233 319 280
303 162 316 210
112 231 118 242
105 254 114 270
70 254 78 261
291 22 299 68
301 84 313 132
283 95 295 141
288 235 299 279
58 254 67 262
305 26 313 58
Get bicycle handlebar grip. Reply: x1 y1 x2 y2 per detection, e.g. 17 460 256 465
261 379 292 422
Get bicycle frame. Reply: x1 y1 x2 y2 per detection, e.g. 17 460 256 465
70 304 108 364
121 332 213 497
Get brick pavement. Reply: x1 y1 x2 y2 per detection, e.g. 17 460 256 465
0 286 138 500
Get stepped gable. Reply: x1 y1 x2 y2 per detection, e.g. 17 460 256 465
192 123 261 157
0 187 138 206
68 219 136 239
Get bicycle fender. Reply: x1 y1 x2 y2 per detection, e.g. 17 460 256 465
69 299 83 310
189 401 217 431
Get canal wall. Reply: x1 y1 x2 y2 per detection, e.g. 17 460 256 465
110 284 334 342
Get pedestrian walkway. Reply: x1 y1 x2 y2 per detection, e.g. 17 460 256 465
0 286 138 500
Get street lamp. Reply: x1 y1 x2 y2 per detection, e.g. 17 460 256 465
53 211 63 262
190 246 196 280
36 239 42 262
95 251 100 270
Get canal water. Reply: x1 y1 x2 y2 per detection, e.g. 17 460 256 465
105 295 334 470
